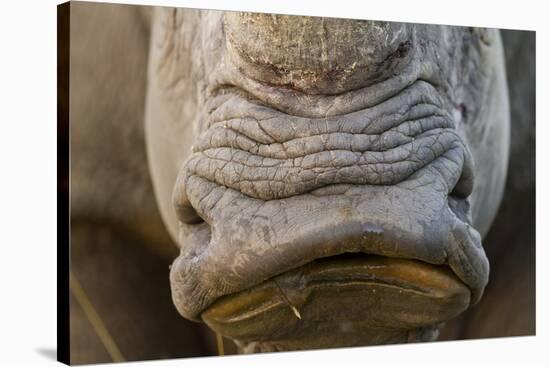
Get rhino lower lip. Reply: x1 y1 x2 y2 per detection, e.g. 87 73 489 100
200 253 471 342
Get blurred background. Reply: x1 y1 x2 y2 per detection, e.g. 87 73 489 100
61 1 535 364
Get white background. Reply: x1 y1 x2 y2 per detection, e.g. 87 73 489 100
0 0 547 365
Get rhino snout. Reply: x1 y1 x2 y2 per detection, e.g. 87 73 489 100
169 75 486 323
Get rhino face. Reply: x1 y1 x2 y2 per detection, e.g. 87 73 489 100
145 8 510 351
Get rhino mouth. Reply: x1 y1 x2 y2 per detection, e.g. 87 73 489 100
169 74 489 341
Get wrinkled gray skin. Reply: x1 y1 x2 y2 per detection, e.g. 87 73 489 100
145 9 510 351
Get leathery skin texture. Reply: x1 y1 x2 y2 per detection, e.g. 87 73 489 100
144 8 510 351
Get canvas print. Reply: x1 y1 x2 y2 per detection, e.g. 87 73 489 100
57 1 536 364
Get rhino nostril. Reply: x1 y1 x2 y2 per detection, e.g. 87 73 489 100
450 168 474 199
175 203 204 225
172 174 205 225
449 141 475 200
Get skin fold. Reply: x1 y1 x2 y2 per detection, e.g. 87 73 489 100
145 8 510 351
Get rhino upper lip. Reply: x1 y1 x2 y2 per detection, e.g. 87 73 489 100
169 76 488 322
